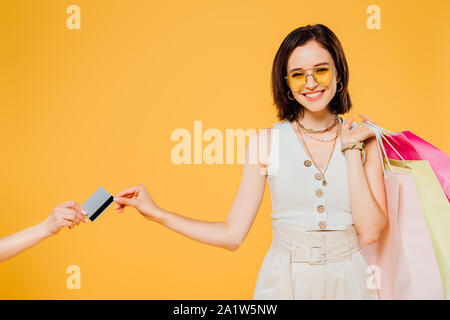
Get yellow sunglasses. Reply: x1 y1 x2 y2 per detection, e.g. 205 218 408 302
285 66 336 93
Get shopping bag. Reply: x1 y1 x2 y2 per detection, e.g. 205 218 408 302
359 121 446 299
388 157 450 299
379 129 450 202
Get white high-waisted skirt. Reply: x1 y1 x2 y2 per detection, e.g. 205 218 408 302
253 221 379 300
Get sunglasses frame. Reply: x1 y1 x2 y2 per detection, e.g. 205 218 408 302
284 66 337 92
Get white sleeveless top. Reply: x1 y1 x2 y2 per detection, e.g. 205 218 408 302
266 117 365 231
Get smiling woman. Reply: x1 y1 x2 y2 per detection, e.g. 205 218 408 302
286 65 335 101
250 23 387 299
112 23 387 300
272 25 351 122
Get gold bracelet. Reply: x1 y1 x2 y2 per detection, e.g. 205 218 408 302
341 141 365 153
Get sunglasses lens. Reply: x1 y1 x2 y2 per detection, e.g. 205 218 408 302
287 67 334 92
314 67 334 85
286 72 306 92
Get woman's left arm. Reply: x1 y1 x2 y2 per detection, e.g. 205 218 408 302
0 201 87 262
342 114 388 245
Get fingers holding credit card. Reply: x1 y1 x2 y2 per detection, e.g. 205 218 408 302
41 200 88 236
113 184 162 222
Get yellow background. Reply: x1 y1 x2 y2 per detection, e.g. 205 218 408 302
0 0 449 299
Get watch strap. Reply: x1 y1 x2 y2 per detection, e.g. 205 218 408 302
341 141 365 152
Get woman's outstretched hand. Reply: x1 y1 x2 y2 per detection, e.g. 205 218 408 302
113 184 162 222
40 200 88 237
340 113 378 145
0 201 88 262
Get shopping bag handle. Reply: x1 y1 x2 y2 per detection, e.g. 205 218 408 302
362 121 391 173
362 120 405 161
361 120 406 174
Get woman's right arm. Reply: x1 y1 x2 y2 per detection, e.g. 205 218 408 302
113 129 272 252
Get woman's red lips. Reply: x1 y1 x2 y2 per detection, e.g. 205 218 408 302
302 89 326 101
303 89 325 95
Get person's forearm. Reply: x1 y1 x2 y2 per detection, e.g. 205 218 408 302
152 207 238 251
345 149 386 244
0 223 51 262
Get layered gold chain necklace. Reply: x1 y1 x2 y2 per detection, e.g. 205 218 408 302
295 117 342 187
296 115 339 134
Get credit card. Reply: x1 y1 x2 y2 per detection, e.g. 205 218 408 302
82 186 113 222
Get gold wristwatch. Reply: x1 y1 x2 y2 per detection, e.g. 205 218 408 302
341 141 365 153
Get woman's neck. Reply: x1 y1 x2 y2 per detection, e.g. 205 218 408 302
296 107 337 131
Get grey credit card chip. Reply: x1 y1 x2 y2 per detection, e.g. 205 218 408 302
82 186 113 222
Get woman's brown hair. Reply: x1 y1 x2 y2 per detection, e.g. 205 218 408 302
271 24 352 121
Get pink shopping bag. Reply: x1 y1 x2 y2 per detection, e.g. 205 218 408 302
360 121 445 300
382 130 450 202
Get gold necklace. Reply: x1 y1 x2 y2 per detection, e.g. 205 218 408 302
296 120 340 187
296 115 339 134
297 118 339 142
303 129 340 142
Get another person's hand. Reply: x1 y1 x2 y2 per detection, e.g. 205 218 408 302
113 184 162 222
39 201 88 237
340 113 378 145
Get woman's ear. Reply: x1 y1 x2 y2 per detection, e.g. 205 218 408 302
334 72 339 84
